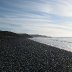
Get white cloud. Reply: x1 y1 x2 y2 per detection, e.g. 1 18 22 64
33 0 72 17
1 0 72 37
34 24 72 37
55 0 72 16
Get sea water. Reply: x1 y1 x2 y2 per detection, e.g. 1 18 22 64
30 37 72 52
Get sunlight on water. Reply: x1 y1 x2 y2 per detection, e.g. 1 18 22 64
30 37 72 52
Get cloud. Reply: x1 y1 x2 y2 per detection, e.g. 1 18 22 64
26 0 72 17
32 24 72 37
0 0 72 37
54 0 72 17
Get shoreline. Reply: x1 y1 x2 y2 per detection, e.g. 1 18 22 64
30 37 72 52
0 37 72 71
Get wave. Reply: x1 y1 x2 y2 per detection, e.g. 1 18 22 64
30 37 72 52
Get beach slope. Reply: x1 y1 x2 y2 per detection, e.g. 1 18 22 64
0 36 72 72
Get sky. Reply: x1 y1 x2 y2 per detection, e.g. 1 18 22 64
0 0 72 37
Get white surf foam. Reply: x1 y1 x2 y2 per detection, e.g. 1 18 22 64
30 37 72 52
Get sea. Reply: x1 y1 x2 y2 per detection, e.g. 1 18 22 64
30 37 72 52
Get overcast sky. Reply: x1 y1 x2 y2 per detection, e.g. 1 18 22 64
0 0 72 37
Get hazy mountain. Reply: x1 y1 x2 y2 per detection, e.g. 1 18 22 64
31 34 51 38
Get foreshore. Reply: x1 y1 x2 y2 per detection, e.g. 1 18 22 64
0 37 72 72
